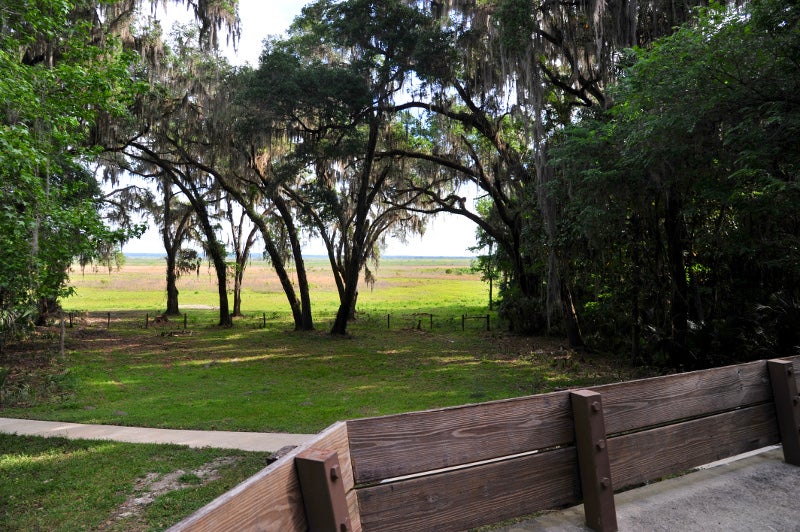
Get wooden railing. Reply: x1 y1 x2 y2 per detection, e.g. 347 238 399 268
169 356 800 532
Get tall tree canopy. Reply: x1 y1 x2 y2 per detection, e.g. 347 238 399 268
553 0 800 366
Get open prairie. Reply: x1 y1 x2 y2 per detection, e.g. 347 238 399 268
67 256 486 319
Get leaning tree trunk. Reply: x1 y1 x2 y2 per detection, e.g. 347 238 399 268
264 237 306 330
274 195 314 330
194 214 230 327
332 259 361 335
208 243 232 327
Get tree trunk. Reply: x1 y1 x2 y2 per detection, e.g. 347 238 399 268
560 280 584 348
273 195 314 330
194 210 230 327
165 252 180 315
232 265 243 317
332 263 360 335
263 236 306 330
209 244 232 327
330 118 380 335
664 187 691 367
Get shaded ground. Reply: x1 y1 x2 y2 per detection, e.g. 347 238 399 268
0 311 653 411
496 447 800 531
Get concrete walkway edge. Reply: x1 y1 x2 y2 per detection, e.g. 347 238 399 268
0 417 314 452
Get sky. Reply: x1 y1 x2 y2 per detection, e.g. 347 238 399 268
122 0 479 257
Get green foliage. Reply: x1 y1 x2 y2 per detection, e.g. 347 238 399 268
0 1 142 333
176 249 202 279
553 0 800 366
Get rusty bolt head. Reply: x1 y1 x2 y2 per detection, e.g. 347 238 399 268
600 477 611 489
330 465 340 482
596 439 606 451
591 401 601 413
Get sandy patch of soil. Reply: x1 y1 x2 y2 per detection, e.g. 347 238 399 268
111 456 239 525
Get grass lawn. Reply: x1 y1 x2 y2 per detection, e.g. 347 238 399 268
0 433 270 531
0 257 654 530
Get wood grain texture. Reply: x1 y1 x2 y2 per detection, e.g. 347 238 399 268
768 359 800 465
594 360 772 435
347 391 573 484
168 422 362 532
792 355 800 389
571 391 616 532
608 403 780 491
356 447 580 532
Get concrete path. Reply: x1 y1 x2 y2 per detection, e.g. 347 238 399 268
0 417 313 452
497 446 800 531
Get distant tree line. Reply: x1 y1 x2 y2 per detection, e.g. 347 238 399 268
2 0 797 367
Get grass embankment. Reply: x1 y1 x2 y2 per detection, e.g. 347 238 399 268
0 257 651 530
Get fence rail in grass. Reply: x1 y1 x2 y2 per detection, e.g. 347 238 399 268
168 355 800 532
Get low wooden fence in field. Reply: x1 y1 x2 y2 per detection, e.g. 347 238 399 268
168 355 800 532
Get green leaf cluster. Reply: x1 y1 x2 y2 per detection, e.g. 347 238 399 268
553 0 800 366
0 1 141 336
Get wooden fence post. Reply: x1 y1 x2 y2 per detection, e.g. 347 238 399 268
768 359 800 466
295 449 352 532
571 390 617 532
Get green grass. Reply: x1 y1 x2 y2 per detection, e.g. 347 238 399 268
0 257 654 530
2 258 649 433
1 311 640 433
0 433 270 531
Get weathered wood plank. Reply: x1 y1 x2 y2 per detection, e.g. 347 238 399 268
347 391 573 484
296 449 353 532
791 355 800 390
608 403 780 491
168 422 361 532
768 359 800 465
357 447 579 532
571 391 616 532
594 360 771 435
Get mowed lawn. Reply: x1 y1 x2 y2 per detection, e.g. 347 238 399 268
1 257 645 434
0 256 651 531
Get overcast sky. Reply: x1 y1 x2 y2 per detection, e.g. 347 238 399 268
123 0 478 257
